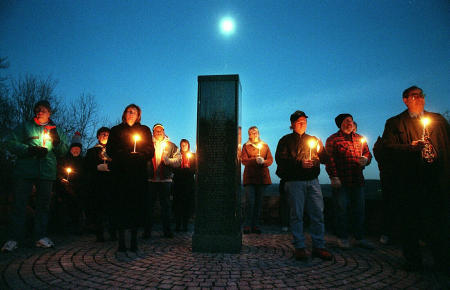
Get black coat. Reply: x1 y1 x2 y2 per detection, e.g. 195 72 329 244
106 122 154 227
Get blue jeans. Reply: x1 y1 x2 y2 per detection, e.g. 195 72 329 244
286 179 325 249
145 182 172 233
244 185 266 228
333 186 365 240
8 179 53 241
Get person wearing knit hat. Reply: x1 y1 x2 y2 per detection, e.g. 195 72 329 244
275 110 332 261
1 100 69 252
84 126 117 242
325 114 373 250
53 131 85 235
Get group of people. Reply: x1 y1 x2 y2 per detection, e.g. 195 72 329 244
240 85 448 272
1 103 196 253
1 85 448 273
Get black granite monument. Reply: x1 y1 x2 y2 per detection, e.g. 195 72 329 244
193 74 242 253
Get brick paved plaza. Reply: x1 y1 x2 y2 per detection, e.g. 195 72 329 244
1 226 448 289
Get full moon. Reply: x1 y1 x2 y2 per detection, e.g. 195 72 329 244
220 17 235 35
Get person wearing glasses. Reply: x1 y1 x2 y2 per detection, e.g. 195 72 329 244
381 86 450 273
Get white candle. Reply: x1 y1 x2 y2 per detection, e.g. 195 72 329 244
66 167 72 181
421 117 430 140
308 139 316 160
360 137 366 157
257 143 263 156
133 134 141 153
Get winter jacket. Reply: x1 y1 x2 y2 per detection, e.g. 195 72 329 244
275 132 328 181
325 130 372 187
7 119 68 180
148 137 181 182
106 122 154 177
241 141 273 185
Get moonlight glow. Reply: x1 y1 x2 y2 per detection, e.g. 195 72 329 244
220 17 235 35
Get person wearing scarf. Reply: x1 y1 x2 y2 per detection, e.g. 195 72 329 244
143 123 181 239
241 126 273 234
2 100 68 252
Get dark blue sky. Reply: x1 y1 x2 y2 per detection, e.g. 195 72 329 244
1 0 449 183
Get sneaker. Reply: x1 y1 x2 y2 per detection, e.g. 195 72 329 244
243 226 251 234
281 226 289 232
294 248 308 261
36 237 55 248
1 240 18 252
355 239 375 250
379 235 390 245
312 248 333 261
337 238 350 249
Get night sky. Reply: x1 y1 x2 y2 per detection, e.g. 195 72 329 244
1 0 448 183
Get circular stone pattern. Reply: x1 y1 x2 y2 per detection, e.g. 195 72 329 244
0 232 447 289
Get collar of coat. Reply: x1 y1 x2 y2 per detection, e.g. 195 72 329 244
33 117 56 130
244 140 266 149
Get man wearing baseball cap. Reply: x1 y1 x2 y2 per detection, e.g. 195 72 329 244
275 110 332 261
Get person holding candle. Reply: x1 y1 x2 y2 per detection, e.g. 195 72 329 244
83 127 117 242
325 113 373 250
172 139 196 232
106 104 154 252
381 86 450 272
241 126 273 234
52 132 85 235
2 100 68 252
275 110 332 261
143 124 181 239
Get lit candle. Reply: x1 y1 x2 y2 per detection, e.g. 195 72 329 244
132 134 141 153
42 132 51 147
308 139 317 160
186 152 192 159
360 137 366 157
66 167 72 181
421 117 430 140
257 143 263 156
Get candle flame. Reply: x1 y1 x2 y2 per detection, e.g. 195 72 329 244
421 117 430 127
360 137 366 144
257 143 263 150
187 152 192 159
316 144 320 152
66 167 72 174
43 133 51 140
308 139 317 149
133 134 141 142
161 141 167 150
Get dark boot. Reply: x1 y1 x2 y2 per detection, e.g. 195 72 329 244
117 229 126 252
130 229 138 252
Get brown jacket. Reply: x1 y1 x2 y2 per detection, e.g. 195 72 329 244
241 141 273 185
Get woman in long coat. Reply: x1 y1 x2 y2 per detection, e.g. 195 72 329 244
106 104 154 252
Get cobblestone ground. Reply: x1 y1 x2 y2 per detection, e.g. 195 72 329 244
0 226 448 289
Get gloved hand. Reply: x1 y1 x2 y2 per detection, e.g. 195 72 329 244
330 177 342 188
49 128 60 147
256 156 264 165
358 156 368 166
28 146 48 158
97 163 110 172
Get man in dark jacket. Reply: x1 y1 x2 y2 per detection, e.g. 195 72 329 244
143 124 181 239
2 100 68 252
381 86 450 272
275 110 332 261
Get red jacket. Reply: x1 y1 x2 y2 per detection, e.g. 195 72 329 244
241 141 273 185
